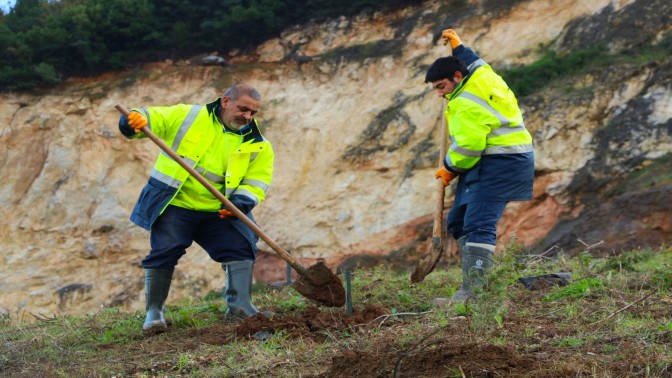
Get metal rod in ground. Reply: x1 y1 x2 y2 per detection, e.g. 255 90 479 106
345 270 353 316
286 249 292 286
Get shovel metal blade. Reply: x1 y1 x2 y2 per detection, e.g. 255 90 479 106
291 262 346 307
410 236 445 284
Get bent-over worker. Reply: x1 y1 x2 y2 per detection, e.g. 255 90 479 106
118 84 274 332
426 30 535 302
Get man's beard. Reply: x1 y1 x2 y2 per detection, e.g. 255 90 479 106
223 118 247 130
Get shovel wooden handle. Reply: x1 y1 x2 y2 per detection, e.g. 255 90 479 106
432 105 448 250
115 105 311 278
432 44 453 250
410 47 455 283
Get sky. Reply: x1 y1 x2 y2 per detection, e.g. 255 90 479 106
1 0 15 14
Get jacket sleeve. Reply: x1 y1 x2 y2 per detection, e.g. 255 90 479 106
231 140 274 210
444 99 492 172
453 45 486 73
131 105 190 141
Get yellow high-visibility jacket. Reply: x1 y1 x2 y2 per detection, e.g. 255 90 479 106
126 99 273 237
445 58 533 172
445 45 534 205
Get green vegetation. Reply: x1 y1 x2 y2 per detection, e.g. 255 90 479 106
542 277 605 301
0 0 414 91
501 46 608 97
3 0 669 96
501 33 672 97
609 153 672 196
2 245 671 376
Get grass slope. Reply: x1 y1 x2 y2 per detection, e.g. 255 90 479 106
1 244 671 377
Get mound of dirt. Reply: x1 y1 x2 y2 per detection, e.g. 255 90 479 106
235 304 390 339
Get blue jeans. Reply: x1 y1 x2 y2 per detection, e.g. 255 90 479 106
446 201 508 246
143 205 255 269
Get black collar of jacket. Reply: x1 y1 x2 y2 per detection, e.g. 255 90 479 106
207 98 264 143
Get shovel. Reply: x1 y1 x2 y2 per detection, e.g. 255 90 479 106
115 105 345 307
410 104 451 284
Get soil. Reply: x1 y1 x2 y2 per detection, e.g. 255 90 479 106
320 342 525 378
6 289 670 378
291 261 347 307
177 286 672 378
234 304 389 340
7 272 668 378
134 287 668 378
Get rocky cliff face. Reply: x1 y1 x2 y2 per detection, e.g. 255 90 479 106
0 0 670 319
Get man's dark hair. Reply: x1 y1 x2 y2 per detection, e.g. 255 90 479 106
424 56 469 83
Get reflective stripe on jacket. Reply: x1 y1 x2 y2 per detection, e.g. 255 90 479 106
446 45 535 204
127 100 273 231
444 59 533 173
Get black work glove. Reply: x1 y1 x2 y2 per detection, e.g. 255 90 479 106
119 114 139 137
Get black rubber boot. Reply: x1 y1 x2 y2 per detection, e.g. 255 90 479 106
222 261 270 321
143 268 173 333
451 243 494 303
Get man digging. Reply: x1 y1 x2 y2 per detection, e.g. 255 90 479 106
118 84 274 333
426 30 535 303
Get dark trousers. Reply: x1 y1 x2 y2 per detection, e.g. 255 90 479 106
142 205 255 269
446 201 508 246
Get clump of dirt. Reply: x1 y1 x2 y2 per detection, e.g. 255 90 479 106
235 312 311 338
235 304 390 339
292 262 347 307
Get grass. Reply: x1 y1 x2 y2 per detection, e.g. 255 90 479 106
609 153 672 196
502 46 609 97
1 245 671 377
501 33 672 97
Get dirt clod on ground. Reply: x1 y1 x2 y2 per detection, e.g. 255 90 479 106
235 304 389 339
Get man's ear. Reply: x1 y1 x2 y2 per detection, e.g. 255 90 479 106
220 96 230 107
453 71 464 82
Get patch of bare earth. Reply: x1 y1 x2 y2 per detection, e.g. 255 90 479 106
313 285 671 377
318 341 525 377
235 304 390 340
5 279 669 377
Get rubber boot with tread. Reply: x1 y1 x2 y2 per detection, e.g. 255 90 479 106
223 261 272 321
450 244 494 303
143 268 172 333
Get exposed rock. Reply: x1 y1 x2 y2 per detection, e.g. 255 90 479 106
55 283 93 311
0 0 670 319
197 54 229 66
